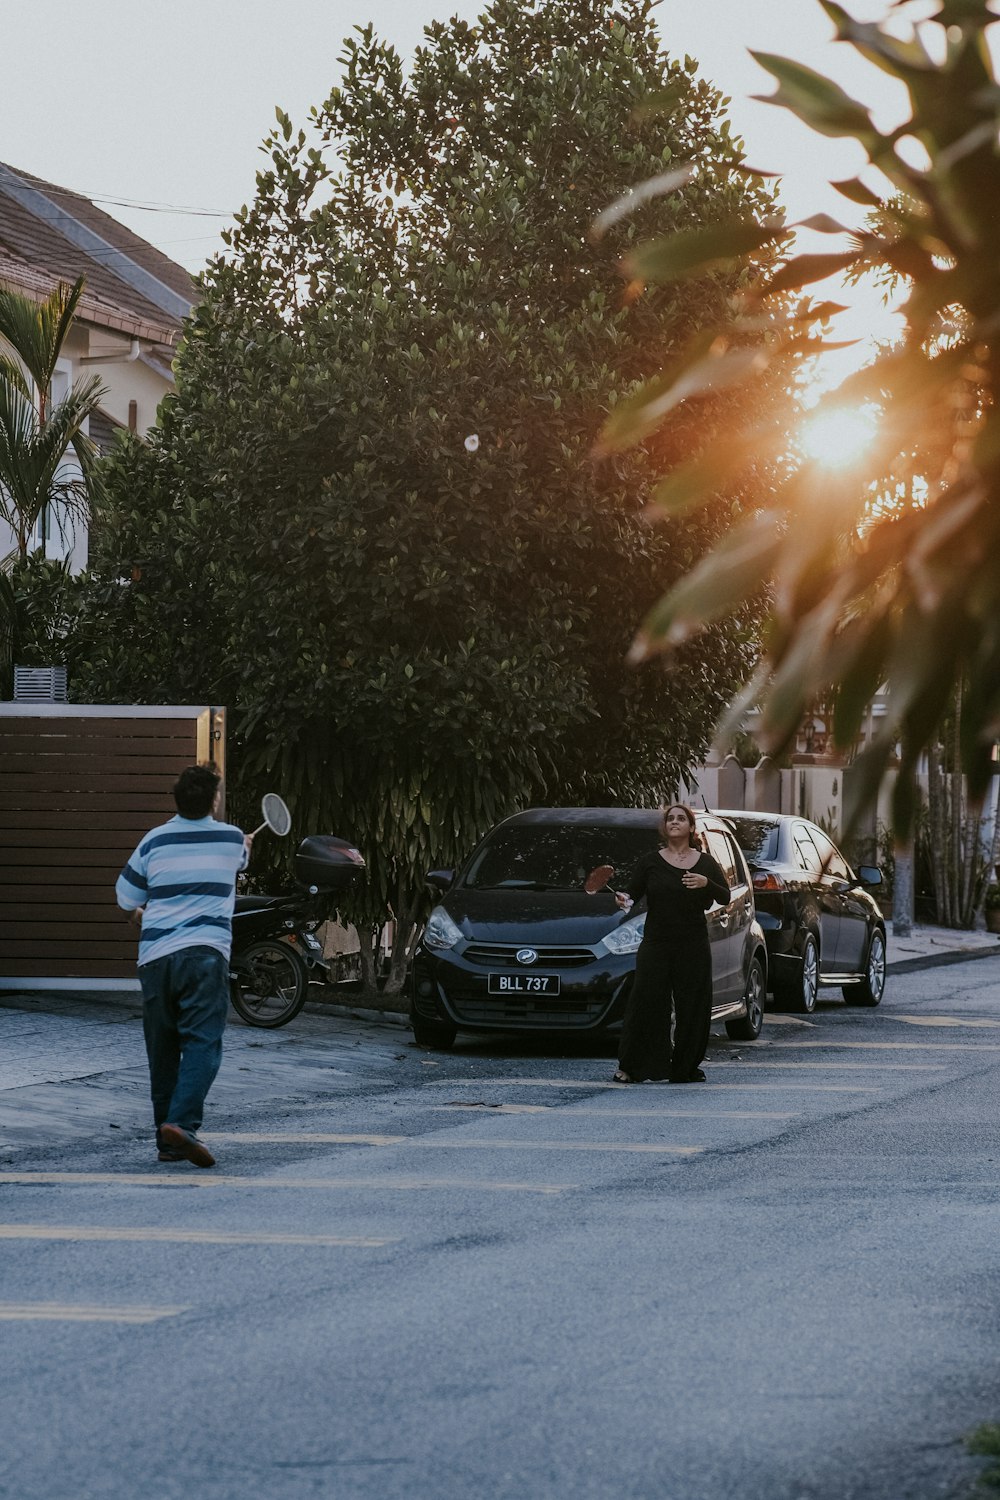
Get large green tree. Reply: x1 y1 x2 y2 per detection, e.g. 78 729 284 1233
79 0 787 993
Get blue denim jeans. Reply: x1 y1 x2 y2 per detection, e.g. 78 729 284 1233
139 945 230 1135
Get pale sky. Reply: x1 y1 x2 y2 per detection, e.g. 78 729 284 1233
3 0 928 380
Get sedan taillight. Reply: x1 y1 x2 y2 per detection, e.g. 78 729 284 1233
753 872 786 892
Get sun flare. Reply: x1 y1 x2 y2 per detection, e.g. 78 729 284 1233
799 406 879 472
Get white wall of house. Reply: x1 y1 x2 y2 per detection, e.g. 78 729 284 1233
82 320 175 436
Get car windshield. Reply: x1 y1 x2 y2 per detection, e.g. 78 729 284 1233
463 824 660 892
723 817 780 864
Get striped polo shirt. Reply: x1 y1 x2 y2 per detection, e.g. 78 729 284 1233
115 815 249 967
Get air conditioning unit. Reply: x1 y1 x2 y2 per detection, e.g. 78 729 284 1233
13 665 68 702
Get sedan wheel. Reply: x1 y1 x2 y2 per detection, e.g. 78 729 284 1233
775 933 819 1014
726 956 766 1041
843 929 886 1007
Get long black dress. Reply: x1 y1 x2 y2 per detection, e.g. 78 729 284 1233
617 848 730 1083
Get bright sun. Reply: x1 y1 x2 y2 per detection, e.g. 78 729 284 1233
799 406 879 471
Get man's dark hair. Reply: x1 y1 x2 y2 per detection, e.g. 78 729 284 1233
173 764 221 820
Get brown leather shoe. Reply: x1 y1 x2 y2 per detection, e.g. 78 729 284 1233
158 1123 216 1168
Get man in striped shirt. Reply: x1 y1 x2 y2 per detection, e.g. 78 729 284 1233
116 764 251 1167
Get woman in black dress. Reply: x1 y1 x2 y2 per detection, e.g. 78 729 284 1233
612 804 730 1084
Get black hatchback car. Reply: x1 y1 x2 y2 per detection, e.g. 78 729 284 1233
715 811 886 1013
409 808 768 1050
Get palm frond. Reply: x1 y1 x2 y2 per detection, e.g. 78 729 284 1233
0 378 105 549
0 279 86 394
0 296 105 561
0 352 30 399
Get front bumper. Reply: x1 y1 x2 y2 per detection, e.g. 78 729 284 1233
411 942 633 1033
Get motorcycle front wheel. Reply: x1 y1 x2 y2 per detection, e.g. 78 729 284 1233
230 939 309 1028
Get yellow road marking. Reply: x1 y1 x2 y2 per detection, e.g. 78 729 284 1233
433 1105 798 1120
430 1071 928 1086
717 1061 943 1070
679 1083 881 1092
438 1103 552 1113
205 1128 710 1140
893 1015 1000 1029
754 1015 818 1028
429 1078 652 1089
0 1172 572 1195
0 1225 393 1246
432 1068 936 1088
418 1139 702 1155
179 1125 698 1154
763 1040 1000 1053
205 1133 403 1146
0 1302 187 1324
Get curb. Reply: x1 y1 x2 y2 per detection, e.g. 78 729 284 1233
887 945 1000 977
302 996 409 1026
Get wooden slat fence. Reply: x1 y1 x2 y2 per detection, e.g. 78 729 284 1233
0 706 224 984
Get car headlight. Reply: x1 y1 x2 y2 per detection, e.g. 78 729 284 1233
601 914 646 955
423 906 463 951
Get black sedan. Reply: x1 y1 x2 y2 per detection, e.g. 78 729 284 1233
409 807 769 1050
715 810 886 1013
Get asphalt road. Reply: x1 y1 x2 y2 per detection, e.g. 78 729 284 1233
2 959 1000 1500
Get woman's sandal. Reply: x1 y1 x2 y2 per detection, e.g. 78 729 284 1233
612 1069 632 1084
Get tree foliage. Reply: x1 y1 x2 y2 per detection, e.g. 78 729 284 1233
609 0 1000 833
78 0 787 989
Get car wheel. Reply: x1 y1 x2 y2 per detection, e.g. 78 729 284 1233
410 1009 458 1050
774 932 819 1014
843 929 886 1007
726 955 766 1041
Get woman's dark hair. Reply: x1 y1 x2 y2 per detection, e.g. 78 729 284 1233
173 763 221 820
660 803 701 850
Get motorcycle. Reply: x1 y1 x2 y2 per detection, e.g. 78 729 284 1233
230 834 366 1029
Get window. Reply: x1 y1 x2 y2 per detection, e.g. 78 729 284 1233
705 830 736 887
463 823 660 892
726 835 751 890
809 829 851 882
793 825 823 875
723 817 779 863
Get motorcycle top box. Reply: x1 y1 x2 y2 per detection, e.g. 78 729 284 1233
294 835 366 891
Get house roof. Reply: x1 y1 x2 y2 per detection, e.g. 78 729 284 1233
0 162 196 346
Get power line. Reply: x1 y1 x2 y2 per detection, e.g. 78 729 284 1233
65 232 226 260
86 193 235 218
27 182 236 218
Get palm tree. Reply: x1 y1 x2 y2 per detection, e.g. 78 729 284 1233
0 277 105 686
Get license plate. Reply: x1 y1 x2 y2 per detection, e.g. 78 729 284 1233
488 973 561 995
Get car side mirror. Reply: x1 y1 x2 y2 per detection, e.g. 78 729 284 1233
857 865 883 888
425 868 455 891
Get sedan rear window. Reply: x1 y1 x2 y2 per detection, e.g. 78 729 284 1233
722 817 780 864
463 824 660 892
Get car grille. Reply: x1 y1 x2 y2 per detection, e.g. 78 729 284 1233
449 993 610 1028
462 943 596 969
